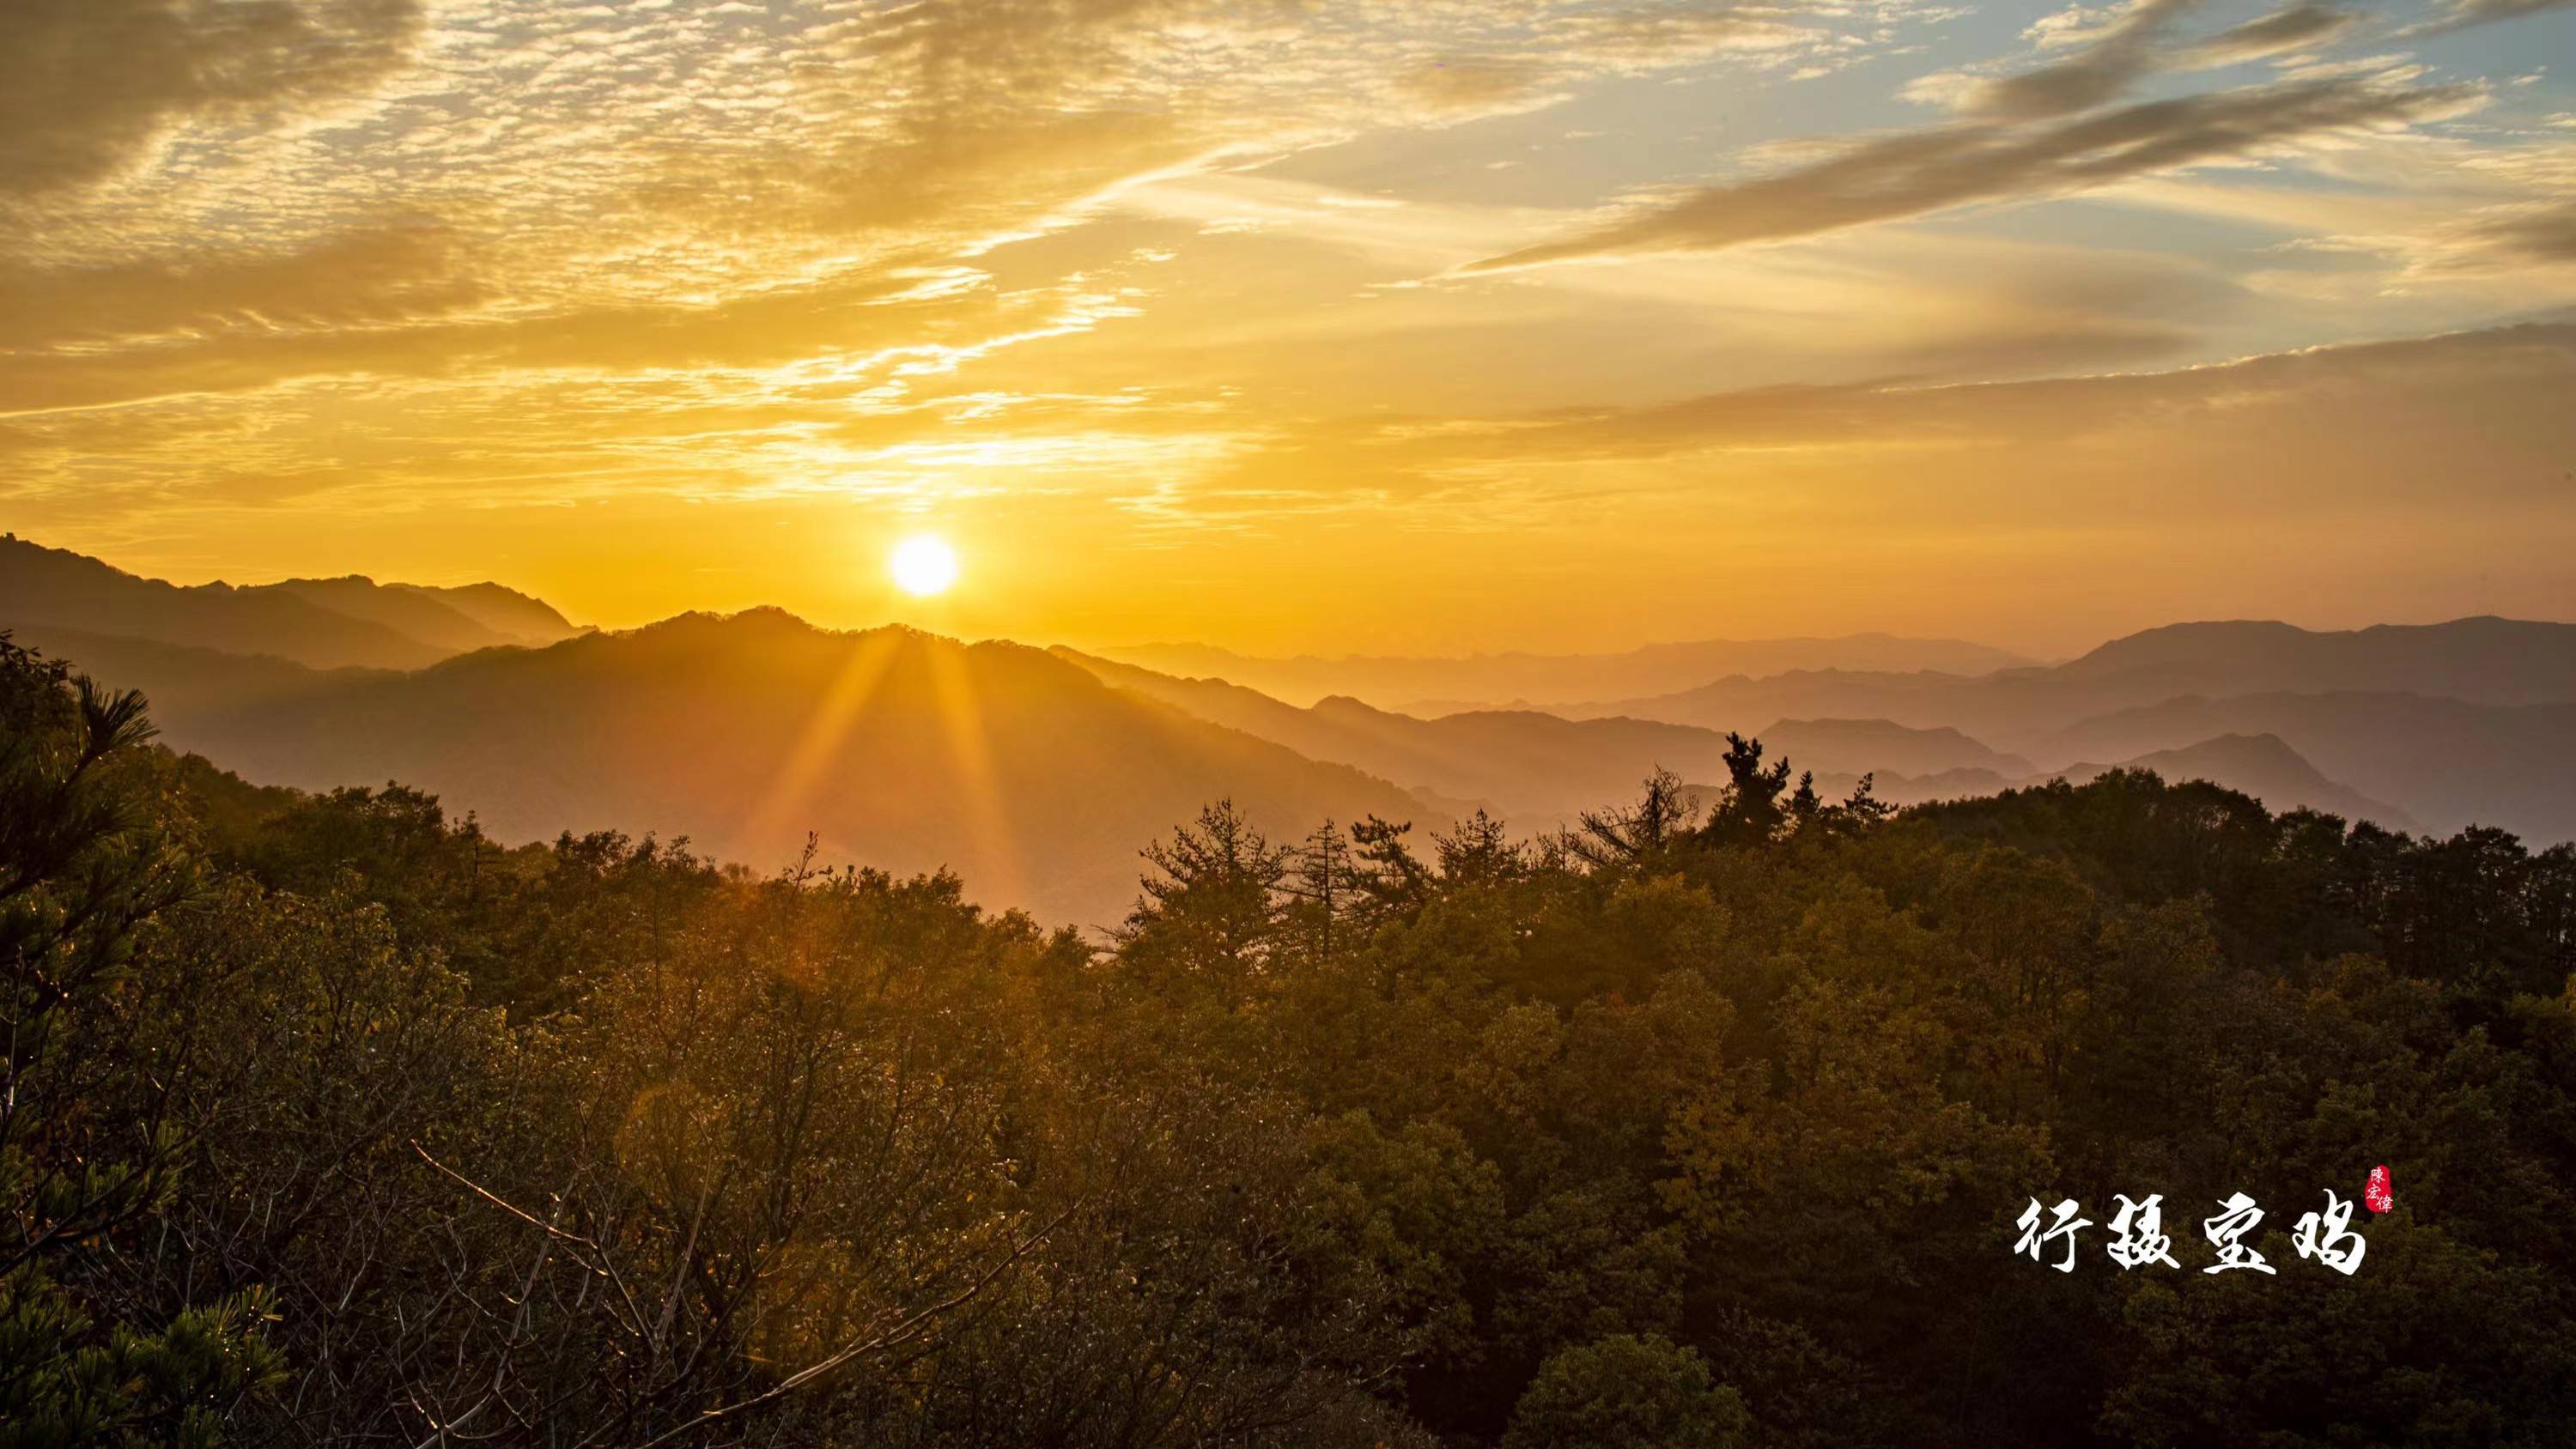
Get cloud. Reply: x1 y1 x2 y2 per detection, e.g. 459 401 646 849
2472 200 2576 260
1197 322 2576 532
1467 76 2479 269
0 0 424 199
1959 0 2201 122
2184 3 2359 63
2415 0 2576 33
0 222 479 350
1909 2 2364 118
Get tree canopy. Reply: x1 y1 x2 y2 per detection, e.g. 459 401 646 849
3 632 2572 1445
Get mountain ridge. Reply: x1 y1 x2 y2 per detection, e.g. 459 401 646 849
33 608 1443 927
1092 632 2038 709
0 533 581 670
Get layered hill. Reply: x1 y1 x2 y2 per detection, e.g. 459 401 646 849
1558 619 2576 840
1754 717 2032 779
32 610 1439 928
252 576 579 653
2033 692 2573 846
2026 733 2416 833
1094 633 2036 710
2050 617 2576 706
1058 647 1741 816
7 538 2566 904
1060 652 2417 836
0 534 581 670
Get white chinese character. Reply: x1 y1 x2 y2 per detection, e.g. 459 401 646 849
2292 1190 2368 1276
2202 1191 2275 1275
2105 1193 2179 1270
2015 1196 2092 1272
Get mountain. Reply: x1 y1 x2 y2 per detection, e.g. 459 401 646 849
1057 647 1741 816
0 535 451 670
1563 617 2576 842
0 534 582 669
1762 734 2410 832
2034 692 2576 844
12 537 2567 875
1056 649 2084 822
388 581 583 645
1754 718 2032 779
250 577 539 654
2053 617 2576 706
3 625 392 718
1092 634 2036 710
2042 734 2416 833
45 610 1441 928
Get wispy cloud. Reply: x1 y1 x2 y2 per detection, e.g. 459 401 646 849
1469 76 2480 269
0 0 425 201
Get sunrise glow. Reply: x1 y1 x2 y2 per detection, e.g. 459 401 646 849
890 536 960 597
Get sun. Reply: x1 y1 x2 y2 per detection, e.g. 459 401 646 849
890 535 960 597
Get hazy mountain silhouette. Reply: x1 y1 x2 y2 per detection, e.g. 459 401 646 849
1584 619 2576 743
1755 717 2033 779
2053 617 2576 706
38 609 1438 927
1058 647 1741 815
1564 618 2576 840
2035 692 2574 843
2038 733 2417 832
1095 633 2036 710
1054 649 2413 836
8 540 2565 880
0 625 391 717
0 534 583 670
252 576 574 653
387 581 584 645
1759 735 2410 833
0 535 450 670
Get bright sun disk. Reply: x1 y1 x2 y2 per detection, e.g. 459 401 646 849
890 535 959 597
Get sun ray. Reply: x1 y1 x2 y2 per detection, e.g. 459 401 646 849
920 637 1025 909
738 627 905 856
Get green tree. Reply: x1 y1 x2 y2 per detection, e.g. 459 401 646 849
1503 1333 1748 1449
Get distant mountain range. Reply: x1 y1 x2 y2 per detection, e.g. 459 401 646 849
1056 648 1741 818
1793 733 2416 834
3 537 2567 926
19 608 1432 928
2048 617 2576 706
1092 634 2038 710
0 535 583 670
1061 651 2422 836
1537 620 2576 841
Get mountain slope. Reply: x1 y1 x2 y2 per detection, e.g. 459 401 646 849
0 535 452 670
2054 617 2576 706
1058 648 2082 822
1094 633 2035 710
1766 734 2411 833
3 625 392 718
2034 692 2576 843
49 611 1442 928
1058 647 1742 815
0 536 585 668
251 577 531 654
2043 733 2416 833
1756 717 2032 779
389 581 583 644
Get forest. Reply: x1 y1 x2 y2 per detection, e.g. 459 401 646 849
5 628 2573 1447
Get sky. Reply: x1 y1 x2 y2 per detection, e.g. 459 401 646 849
3 0 2573 658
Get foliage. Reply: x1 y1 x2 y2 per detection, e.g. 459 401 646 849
3 630 2573 1444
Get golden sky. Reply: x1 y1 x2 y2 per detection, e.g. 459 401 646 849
5 0 2574 657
